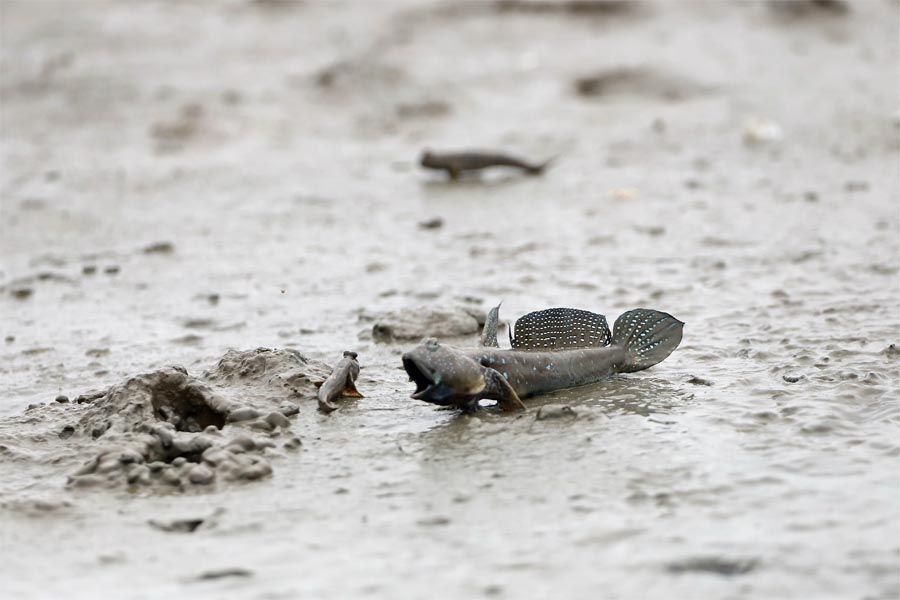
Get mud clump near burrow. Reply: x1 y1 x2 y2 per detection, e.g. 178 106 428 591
203 347 332 398
73 366 235 439
64 348 331 492
364 306 481 342
67 427 275 491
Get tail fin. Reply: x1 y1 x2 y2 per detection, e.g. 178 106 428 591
611 309 684 373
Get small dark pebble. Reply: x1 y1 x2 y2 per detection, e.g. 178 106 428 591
143 241 175 254
104 265 120 275
783 374 803 383
4 336 14 343
207 293 220 305
149 518 205 533
635 225 665 237
416 516 451 527
283 436 302 450
183 318 215 329
195 568 253 581
418 217 444 230
82 265 97 275
667 557 757 576
686 375 713 386
11 288 33 300
55 395 69 403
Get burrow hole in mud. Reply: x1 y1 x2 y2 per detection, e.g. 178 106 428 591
151 384 226 432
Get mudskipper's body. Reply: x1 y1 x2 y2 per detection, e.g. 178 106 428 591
317 351 363 413
420 150 551 179
402 307 683 411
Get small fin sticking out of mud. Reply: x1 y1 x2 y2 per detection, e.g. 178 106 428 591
510 308 611 350
480 303 502 347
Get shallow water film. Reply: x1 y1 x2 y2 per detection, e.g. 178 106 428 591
1 1 898 599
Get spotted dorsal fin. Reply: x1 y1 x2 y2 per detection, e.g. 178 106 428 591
509 308 611 350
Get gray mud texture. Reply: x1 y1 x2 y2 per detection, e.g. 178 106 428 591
1 1 898 599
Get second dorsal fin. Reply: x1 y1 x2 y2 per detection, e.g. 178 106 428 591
509 308 611 350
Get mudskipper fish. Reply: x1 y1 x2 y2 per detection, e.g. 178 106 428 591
402 306 683 411
317 351 363 413
420 150 553 179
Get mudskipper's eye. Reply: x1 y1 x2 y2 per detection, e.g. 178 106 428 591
425 338 440 351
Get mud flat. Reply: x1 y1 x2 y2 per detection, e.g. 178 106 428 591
1 1 898 599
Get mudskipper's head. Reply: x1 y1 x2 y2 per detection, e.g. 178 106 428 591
402 338 485 406
419 149 437 168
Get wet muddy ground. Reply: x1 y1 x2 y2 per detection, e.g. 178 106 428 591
1 1 898 599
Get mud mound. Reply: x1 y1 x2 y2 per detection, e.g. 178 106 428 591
364 306 481 342
57 348 327 492
204 347 331 396
74 366 235 439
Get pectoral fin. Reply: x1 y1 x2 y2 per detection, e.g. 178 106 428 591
482 368 525 412
342 377 364 398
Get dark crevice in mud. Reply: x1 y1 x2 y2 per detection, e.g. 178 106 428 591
73 366 233 439
151 385 226 432
91 423 110 439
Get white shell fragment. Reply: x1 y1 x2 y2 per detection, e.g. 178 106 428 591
743 116 784 146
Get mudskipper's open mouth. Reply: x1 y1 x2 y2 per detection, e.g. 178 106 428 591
402 356 435 399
